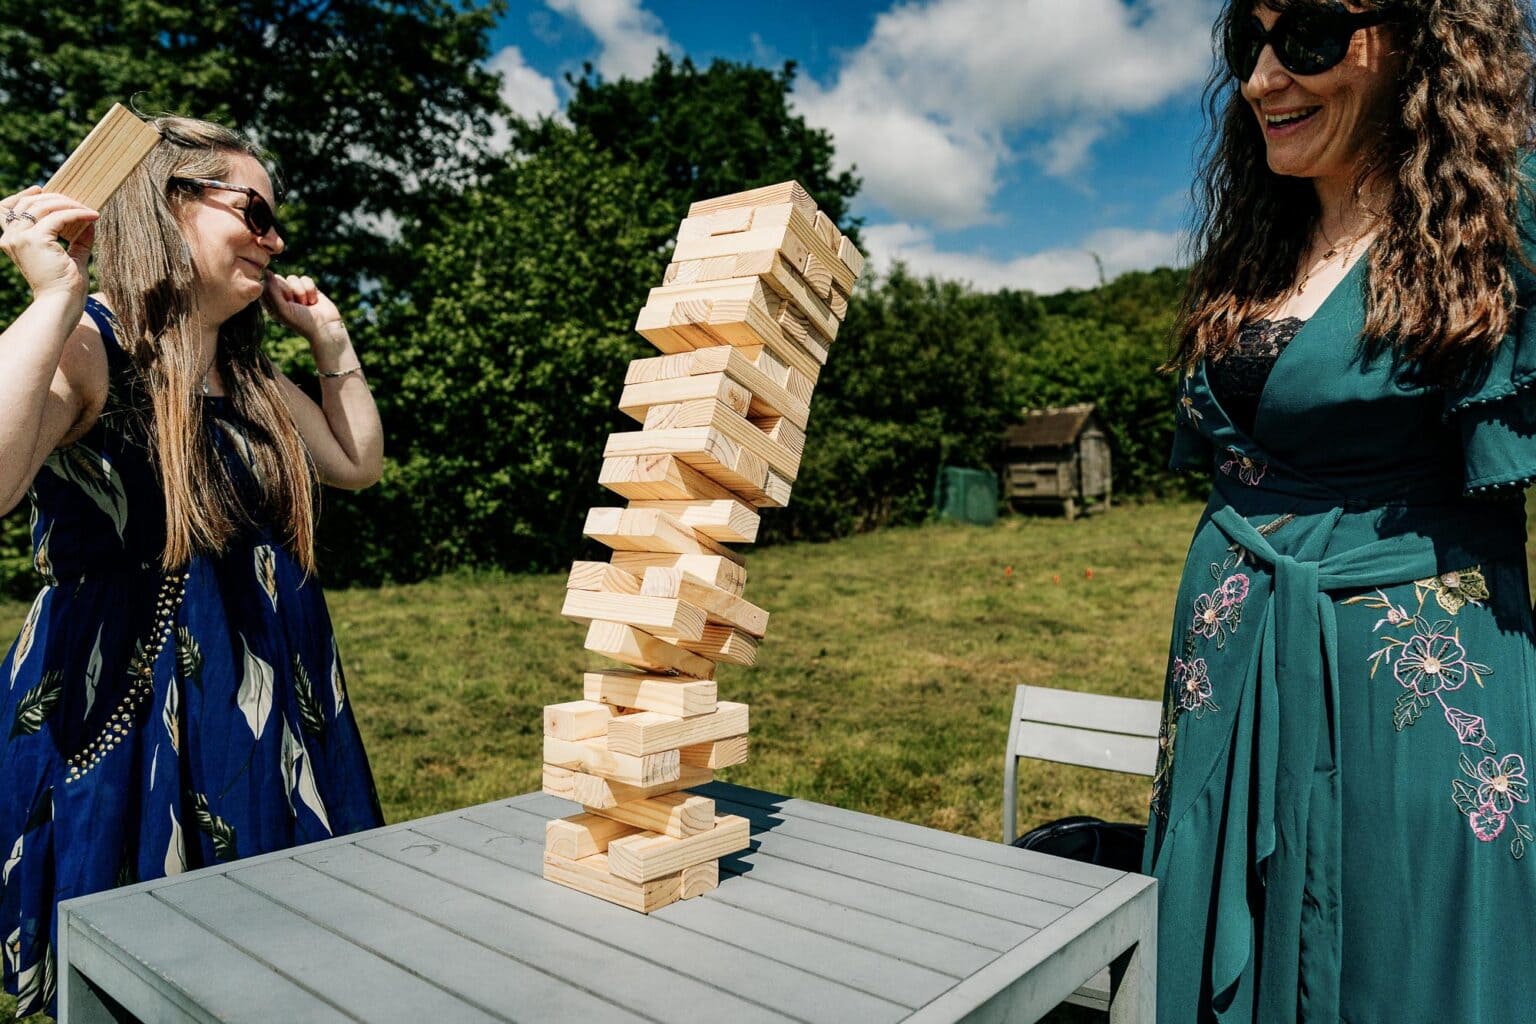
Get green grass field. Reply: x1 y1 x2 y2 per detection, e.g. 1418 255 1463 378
0 502 1199 1022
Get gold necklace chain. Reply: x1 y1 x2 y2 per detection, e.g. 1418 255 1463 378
1298 226 1371 294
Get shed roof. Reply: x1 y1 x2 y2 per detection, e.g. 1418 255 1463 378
1004 403 1099 449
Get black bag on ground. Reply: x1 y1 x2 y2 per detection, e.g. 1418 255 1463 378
1011 815 1146 872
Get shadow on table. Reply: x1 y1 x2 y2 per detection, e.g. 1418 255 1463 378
691 780 790 879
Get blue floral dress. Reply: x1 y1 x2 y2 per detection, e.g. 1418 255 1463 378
1146 229 1536 1023
0 298 383 1018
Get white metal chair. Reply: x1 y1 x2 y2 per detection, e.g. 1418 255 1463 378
1003 684 1161 1014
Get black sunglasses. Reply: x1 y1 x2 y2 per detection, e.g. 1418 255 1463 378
1224 5 1395 80
169 176 282 239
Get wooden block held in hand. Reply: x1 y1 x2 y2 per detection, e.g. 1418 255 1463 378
606 814 751 883
679 734 750 769
543 700 618 740
545 813 640 860
586 793 716 838
43 104 161 242
584 670 718 717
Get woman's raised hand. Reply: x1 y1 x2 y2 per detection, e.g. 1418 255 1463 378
264 272 351 364
0 186 99 306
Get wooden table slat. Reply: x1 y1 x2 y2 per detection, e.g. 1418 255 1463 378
153 873 504 1023
294 842 792 1024
63 894 349 1023
233 856 655 1024
364 821 910 1024
697 783 1126 888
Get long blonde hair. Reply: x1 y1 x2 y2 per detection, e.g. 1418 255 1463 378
95 116 316 572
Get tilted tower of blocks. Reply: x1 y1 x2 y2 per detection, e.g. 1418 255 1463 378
541 182 865 912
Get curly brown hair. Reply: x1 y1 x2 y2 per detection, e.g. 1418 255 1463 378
1171 0 1536 380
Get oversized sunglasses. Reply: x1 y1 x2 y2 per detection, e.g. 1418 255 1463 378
1224 5 1395 80
169 177 282 239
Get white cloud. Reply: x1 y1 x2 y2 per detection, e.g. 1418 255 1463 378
796 0 1216 226
863 222 1185 294
491 45 560 122
482 45 562 154
544 0 677 81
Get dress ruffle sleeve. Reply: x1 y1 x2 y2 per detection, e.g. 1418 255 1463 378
1445 160 1536 495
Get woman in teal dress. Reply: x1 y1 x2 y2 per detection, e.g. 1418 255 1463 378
0 117 385 1017
1147 1 1536 1020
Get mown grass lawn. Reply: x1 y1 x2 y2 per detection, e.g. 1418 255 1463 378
0 499 1195 1023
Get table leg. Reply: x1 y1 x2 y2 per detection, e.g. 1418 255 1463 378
1107 898 1157 1024
62 964 141 1024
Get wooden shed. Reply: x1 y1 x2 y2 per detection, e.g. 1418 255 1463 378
1002 403 1112 520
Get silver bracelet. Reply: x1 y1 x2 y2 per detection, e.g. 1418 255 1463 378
317 364 364 379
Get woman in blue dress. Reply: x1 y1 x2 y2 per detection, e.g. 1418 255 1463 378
0 116 384 1017
1147 1 1536 1021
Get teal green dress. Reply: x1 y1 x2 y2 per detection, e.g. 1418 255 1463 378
1146 241 1536 1021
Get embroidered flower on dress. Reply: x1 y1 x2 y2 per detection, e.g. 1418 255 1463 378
1173 657 1218 716
1470 803 1508 842
1416 568 1490 615
1393 630 1474 696
1219 573 1250 605
1191 592 1224 639
1472 754 1530 815
1219 447 1267 486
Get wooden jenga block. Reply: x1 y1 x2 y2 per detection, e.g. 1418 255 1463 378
812 209 841 249
609 552 745 595
583 670 718 717
565 560 642 595
585 793 716 838
43 104 161 242
599 454 740 503
677 205 755 239
651 268 841 344
752 416 805 461
622 403 802 481
542 850 692 913
763 470 793 508
543 700 618 741
603 428 771 500
545 813 640 860
680 859 719 898
626 499 759 544
679 735 750 769
676 625 759 666
606 815 751 884
827 288 849 320
687 181 817 219
670 203 856 295
619 372 751 422
584 620 716 678
640 567 769 637
635 281 822 385
542 763 712 808
623 347 810 430
801 252 834 301
543 734 680 787
606 701 749 756
561 590 707 641
837 234 866 278
583 507 743 562
775 304 831 365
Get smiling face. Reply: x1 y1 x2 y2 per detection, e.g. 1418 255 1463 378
177 152 285 322
1240 3 1402 182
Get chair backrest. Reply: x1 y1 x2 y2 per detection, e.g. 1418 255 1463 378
1002 684 1161 844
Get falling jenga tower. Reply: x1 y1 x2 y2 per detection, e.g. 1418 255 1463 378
541 182 865 912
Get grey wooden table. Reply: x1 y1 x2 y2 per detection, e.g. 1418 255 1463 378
57 781 1156 1023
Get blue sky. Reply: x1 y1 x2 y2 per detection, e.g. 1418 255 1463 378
495 0 1224 293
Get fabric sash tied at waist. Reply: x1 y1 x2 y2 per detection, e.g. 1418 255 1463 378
1173 505 1488 1022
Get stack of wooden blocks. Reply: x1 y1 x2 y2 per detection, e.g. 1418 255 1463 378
542 181 865 912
